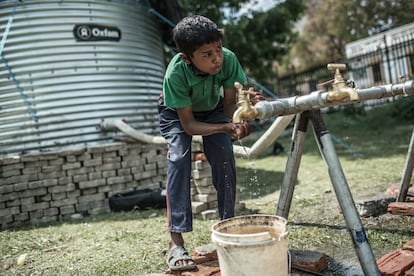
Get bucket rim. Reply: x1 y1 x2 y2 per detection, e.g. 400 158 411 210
211 214 288 238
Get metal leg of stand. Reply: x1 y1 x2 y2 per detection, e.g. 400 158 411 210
276 112 310 219
310 110 380 275
397 127 414 202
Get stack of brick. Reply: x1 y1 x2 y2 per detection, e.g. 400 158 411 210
377 239 414 275
0 142 167 230
190 139 218 220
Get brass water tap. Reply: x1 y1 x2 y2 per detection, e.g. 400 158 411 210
232 82 258 123
326 63 359 102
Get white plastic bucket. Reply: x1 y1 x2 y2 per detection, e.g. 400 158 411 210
211 214 289 276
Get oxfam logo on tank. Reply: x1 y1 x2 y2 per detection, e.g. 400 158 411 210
73 24 121 42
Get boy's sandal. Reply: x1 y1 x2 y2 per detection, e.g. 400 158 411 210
167 245 197 271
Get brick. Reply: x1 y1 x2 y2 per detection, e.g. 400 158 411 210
2 169 21 178
193 177 213 187
0 206 20 217
0 184 13 194
51 192 67 201
192 169 212 179
38 171 66 179
201 210 218 220
98 163 121 171
39 194 52 202
42 165 62 173
7 174 31 184
76 153 91 161
403 239 414 251
73 174 88 183
104 143 124 152
66 155 77 163
123 159 145 168
20 155 39 162
195 185 215 195
388 202 414 216
102 170 116 178
193 160 210 170
144 163 157 171
103 157 121 164
291 250 328 273
79 179 106 189
87 145 106 153
377 249 414 276
48 157 65 166
62 162 81 170
24 160 47 168
66 190 81 199
13 212 29 222
20 197 35 205
107 184 126 195
103 151 118 158
6 198 21 207
82 187 97 195
88 172 102 180
48 183 75 194
19 188 47 198
44 208 59 217
22 167 40 174
28 181 44 189
117 168 131 176
67 167 94 176
22 202 50 212
58 176 73 185
107 175 132 185
193 193 217 203
58 147 86 156
38 153 59 160
43 179 58 186
51 198 77 207
78 193 105 204
1 192 19 202
83 158 103 167
0 215 13 225
13 182 28 192
59 205 75 215
2 156 21 164
192 201 208 213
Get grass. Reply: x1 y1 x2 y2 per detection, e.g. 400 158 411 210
1 98 414 275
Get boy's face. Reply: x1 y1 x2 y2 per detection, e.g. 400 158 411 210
183 41 223 75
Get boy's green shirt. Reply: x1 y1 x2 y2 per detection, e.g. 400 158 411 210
162 47 247 112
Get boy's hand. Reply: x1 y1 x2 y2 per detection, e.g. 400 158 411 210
229 121 250 140
248 87 266 106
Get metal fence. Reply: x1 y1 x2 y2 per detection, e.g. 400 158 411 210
275 31 414 107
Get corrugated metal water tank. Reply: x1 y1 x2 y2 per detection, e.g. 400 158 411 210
0 0 165 156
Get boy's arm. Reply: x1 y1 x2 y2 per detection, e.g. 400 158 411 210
222 87 237 119
176 106 233 136
176 106 248 139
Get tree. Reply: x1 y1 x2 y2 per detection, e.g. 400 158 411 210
152 0 305 82
224 0 305 80
287 0 414 73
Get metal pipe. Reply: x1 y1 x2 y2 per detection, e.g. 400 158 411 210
100 119 167 144
311 110 380 275
254 80 414 120
276 112 309 219
397 127 414 202
233 115 295 158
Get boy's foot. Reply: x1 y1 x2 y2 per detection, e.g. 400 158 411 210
167 245 197 271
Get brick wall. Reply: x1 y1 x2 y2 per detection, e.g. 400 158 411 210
0 141 219 230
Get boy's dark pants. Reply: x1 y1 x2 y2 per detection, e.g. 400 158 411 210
158 97 236 233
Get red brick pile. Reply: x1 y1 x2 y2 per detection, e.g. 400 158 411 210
377 239 414 276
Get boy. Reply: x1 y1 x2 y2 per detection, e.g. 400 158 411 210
158 15 262 271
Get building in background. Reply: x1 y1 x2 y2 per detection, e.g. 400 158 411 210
346 22 414 89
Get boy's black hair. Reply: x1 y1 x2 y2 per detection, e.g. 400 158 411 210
173 15 223 57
